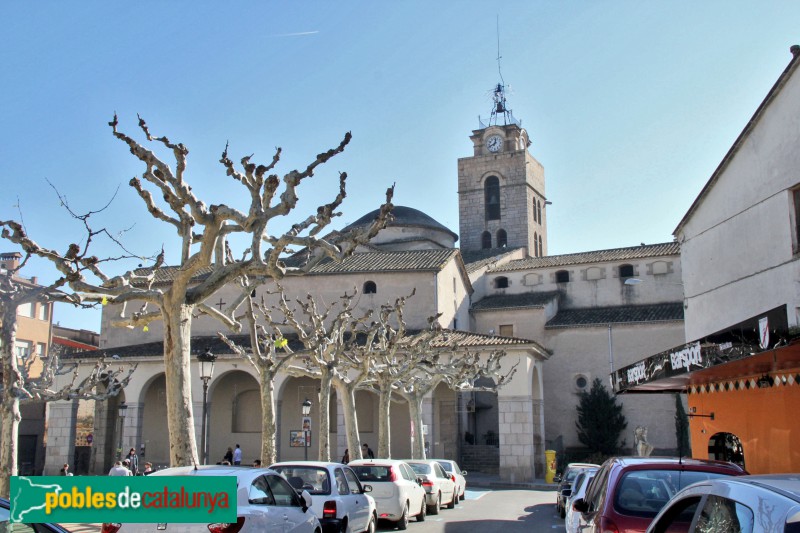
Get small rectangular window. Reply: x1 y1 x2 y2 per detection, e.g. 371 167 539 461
37 303 49 321
498 324 513 337
36 343 46 358
17 302 33 318
15 340 31 359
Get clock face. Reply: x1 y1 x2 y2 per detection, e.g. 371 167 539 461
486 135 503 153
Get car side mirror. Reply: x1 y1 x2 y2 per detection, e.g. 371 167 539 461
462 470 468 476
416 477 423 485
561 488 572 498
554 475 562 483
301 490 313 512
572 498 589 514
362 484 372 493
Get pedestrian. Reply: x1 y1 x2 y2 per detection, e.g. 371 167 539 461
341 449 350 464
125 447 139 475
143 462 153 475
233 444 242 465
362 443 374 459
60 463 72 476
223 447 233 464
252 459 262 467
109 461 131 476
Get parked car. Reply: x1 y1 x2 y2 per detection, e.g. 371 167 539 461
646 474 800 533
0 497 72 532
348 459 427 529
404 460 457 515
571 457 747 533
101 465 321 533
270 461 377 533
555 462 600 518
432 459 467 501
564 467 599 533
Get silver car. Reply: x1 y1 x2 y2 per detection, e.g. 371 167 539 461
348 459 427 529
432 459 467 501
646 474 800 533
102 465 321 533
405 460 457 515
270 461 377 533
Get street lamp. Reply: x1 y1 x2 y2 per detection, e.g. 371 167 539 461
198 348 217 465
302 398 312 461
117 402 128 459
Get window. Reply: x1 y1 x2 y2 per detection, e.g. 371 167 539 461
555 270 570 283
265 474 303 507
537 200 542 223
344 468 363 494
335 468 349 495
363 281 377 294
484 176 501 220
498 324 513 337
496 229 507 248
619 264 635 278
36 343 46 358
534 232 539 257
17 302 33 318
649 496 702 533
538 235 543 257
15 340 31 359
481 231 492 249
249 475 276 505
532 198 538 223
494 276 509 289
696 495 753 533
37 303 49 321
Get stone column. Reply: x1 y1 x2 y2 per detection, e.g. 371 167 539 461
532 399 545 478
121 402 143 458
422 397 433 458
498 396 534 483
43 401 75 475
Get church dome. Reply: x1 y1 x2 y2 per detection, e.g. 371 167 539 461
343 206 458 251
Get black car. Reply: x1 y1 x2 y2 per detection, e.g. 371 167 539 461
555 462 600 518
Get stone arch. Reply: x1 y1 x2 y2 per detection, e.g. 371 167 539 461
459 377 500 475
278 376 338 461
139 373 168 469
208 370 261 465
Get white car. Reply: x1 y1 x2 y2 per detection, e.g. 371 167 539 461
405 460 457 515
564 467 598 533
270 461 377 533
348 459 427 529
101 465 321 533
432 459 467 501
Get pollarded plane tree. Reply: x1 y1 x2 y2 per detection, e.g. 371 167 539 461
97 116 393 466
0 216 137 497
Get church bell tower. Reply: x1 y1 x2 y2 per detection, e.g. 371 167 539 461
457 83 548 256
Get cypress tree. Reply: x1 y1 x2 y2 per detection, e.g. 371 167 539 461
674 393 691 457
575 378 627 455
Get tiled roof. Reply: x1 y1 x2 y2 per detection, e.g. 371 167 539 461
425 329 545 349
488 242 680 272
460 247 524 274
307 249 458 274
472 291 561 311
133 249 459 284
546 303 684 328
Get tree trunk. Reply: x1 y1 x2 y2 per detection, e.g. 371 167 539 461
335 381 362 461
408 392 426 460
377 382 392 458
162 298 199 466
0 306 21 497
317 370 332 462
260 370 277 465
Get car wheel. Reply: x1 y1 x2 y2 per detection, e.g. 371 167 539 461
396 503 409 530
460 488 466 501
429 492 441 515
453 488 459 506
446 491 456 509
559 504 566 519
416 498 426 522
364 514 376 533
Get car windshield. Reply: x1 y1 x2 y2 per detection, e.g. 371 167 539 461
436 461 453 473
614 470 734 518
565 468 582 482
271 466 331 495
351 465 393 482
408 463 431 475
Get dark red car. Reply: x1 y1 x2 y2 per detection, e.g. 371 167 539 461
571 457 747 533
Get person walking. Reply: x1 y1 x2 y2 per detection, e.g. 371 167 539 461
341 449 350 464
109 461 131 476
232 444 242 465
125 447 139 475
362 443 374 459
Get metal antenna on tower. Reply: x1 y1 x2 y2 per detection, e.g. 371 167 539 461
489 15 513 127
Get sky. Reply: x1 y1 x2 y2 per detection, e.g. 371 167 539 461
1 1 798 332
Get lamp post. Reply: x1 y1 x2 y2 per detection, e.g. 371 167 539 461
198 348 216 465
302 398 312 461
117 402 127 460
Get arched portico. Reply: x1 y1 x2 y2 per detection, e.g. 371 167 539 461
207 369 261 465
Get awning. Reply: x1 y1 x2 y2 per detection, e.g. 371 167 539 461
614 305 796 394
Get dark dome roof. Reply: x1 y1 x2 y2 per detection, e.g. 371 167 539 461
343 206 458 241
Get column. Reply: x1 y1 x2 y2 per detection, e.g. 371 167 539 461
498 396 535 483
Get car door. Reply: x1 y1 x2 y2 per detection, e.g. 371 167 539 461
433 463 455 504
265 474 318 533
401 463 425 513
343 466 370 531
248 474 288 533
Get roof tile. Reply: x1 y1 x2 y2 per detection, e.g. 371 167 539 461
488 242 680 272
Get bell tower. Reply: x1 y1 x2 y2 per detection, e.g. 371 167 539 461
457 83 548 256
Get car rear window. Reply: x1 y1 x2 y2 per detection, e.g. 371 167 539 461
614 470 734 518
408 463 431 475
437 461 453 473
271 466 331 495
351 465 393 482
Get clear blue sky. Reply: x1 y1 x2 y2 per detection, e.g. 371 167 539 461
1 1 798 332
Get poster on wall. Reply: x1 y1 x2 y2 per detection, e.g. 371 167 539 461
290 430 311 448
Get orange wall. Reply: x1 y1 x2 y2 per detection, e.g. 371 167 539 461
688 382 800 474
